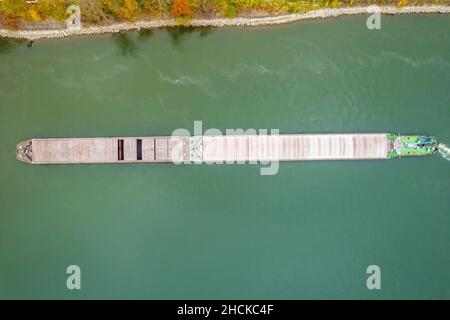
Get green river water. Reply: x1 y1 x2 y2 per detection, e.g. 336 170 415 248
0 15 449 299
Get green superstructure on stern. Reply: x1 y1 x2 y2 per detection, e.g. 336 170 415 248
388 134 438 158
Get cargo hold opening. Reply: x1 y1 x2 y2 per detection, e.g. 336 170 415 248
118 139 124 161
137 139 142 160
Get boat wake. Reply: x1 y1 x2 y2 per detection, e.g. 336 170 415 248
438 143 450 161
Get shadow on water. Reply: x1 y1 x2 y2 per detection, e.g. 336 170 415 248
199 27 214 38
138 28 154 41
111 26 214 55
112 33 137 57
0 38 22 55
166 26 214 48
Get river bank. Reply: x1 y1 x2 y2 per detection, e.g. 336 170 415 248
1 5 449 40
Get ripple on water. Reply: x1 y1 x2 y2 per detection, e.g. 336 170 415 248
157 71 217 97
438 144 450 161
374 52 450 69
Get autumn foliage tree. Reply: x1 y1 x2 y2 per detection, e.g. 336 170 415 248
171 0 192 17
1 13 20 30
0 0 435 29
120 0 138 20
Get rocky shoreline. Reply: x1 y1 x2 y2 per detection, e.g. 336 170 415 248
1 5 449 40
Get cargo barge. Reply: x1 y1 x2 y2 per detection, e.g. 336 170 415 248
16 133 438 165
